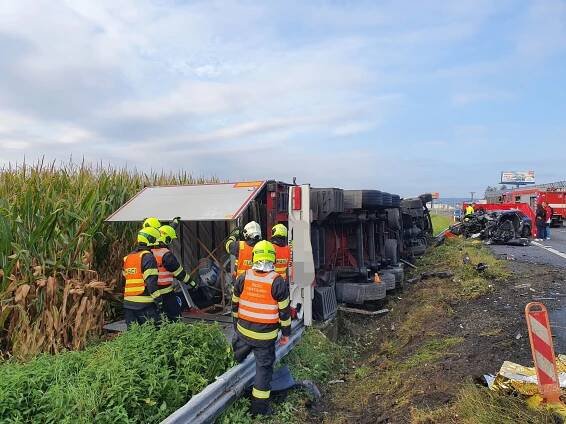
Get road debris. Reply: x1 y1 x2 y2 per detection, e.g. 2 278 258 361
338 306 389 316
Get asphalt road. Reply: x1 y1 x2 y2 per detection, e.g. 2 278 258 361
489 227 566 354
490 225 566 268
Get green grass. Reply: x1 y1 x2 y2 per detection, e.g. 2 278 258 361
0 322 234 424
217 328 346 424
430 214 453 236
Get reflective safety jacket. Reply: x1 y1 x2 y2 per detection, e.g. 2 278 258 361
273 243 291 280
232 269 291 346
465 205 474 215
122 247 159 309
235 241 254 278
151 245 196 296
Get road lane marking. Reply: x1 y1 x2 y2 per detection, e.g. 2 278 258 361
532 241 566 260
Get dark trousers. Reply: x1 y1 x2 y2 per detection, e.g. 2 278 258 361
232 334 276 413
162 291 182 321
124 304 160 327
536 221 546 239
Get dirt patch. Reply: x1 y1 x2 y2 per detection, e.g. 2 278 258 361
308 239 564 424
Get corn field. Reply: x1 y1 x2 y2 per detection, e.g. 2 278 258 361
0 159 216 359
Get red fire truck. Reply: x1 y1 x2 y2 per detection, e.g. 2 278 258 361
499 188 566 226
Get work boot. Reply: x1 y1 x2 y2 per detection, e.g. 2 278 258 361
250 399 274 416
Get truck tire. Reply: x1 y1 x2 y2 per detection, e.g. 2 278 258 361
384 239 398 265
389 265 404 287
361 190 383 208
387 209 401 230
379 271 396 291
392 195 401 207
521 225 531 238
401 198 423 209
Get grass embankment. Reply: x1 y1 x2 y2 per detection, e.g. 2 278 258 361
217 328 347 424
0 322 233 423
430 213 453 236
322 238 558 423
0 161 216 358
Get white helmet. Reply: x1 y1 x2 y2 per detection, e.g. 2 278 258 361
243 221 262 243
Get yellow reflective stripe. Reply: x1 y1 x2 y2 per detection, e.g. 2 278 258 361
172 266 183 277
252 387 270 399
150 291 161 299
143 268 158 279
126 278 145 284
155 286 174 296
232 294 240 303
278 298 290 309
280 317 291 327
182 274 190 283
237 323 278 340
124 296 154 303
232 312 239 318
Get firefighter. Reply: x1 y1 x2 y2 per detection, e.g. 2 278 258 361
225 221 262 278
271 223 291 281
143 217 161 229
122 227 162 327
231 240 291 416
465 204 474 216
152 224 198 320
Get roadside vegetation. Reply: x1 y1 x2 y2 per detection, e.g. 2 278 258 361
217 328 348 424
0 322 233 423
221 238 558 423
0 160 216 359
430 213 453 236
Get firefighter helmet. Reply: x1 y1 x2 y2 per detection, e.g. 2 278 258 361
143 217 161 229
272 223 288 238
159 225 177 244
252 240 276 264
243 221 262 243
137 227 161 246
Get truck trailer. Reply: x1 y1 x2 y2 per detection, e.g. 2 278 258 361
106 180 433 422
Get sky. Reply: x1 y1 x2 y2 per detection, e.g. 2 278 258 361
0 0 565 197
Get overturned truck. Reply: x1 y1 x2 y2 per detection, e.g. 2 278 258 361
106 180 433 422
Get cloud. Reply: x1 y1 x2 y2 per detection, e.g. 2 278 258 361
0 1 564 197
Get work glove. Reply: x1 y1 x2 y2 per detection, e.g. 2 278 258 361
229 227 242 239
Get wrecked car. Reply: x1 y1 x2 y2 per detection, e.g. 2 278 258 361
482 210 532 244
450 209 532 245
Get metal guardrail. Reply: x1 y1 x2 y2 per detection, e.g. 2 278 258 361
162 321 305 424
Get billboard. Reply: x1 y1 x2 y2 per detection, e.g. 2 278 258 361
500 171 535 185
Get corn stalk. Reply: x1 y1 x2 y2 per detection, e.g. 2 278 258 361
0 159 217 358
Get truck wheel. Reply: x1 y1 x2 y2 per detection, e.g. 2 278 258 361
521 225 531 238
387 209 401 230
361 190 383 208
384 239 398 265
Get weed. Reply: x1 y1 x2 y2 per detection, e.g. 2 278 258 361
454 383 557 424
0 322 233 423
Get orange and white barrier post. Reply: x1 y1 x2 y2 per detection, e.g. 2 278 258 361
525 302 561 404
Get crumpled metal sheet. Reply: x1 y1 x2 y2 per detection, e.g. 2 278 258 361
489 355 566 396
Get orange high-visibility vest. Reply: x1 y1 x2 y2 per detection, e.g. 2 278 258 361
151 247 174 287
238 270 279 324
235 241 254 278
274 244 290 279
123 251 149 297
